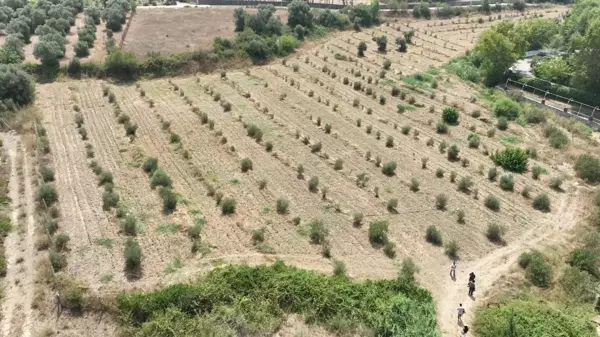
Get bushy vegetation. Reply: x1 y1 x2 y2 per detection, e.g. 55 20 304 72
442 107 458 125
368 220 388 245
491 148 528 173
484 195 500 211
425 225 442 246
486 223 505 243
116 261 438 336
493 98 521 120
382 161 396 176
474 299 595 337
574 154 600 183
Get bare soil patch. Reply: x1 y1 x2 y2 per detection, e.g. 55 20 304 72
122 7 288 57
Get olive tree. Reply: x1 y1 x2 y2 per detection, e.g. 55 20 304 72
0 64 35 106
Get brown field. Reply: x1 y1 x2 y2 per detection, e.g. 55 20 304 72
123 7 289 56
2 6 589 337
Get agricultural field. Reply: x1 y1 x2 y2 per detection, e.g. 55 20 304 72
17 5 588 336
4 1 599 336
122 7 289 56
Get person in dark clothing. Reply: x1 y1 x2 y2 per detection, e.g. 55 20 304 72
468 280 475 296
469 272 475 282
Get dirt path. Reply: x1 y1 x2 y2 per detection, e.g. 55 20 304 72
1 133 36 337
435 188 581 337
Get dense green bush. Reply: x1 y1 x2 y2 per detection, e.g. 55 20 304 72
105 49 138 81
240 158 253 172
121 214 138 236
435 194 447 210
142 157 158 175
150 169 172 189
484 195 500 211
575 154 600 183
544 125 569 149
160 188 177 214
560 267 597 303
568 248 600 278
116 261 438 336
499 174 514 191
425 225 442 246
369 220 388 245
0 64 35 107
36 183 57 206
491 148 528 173
382 161 396 176
525 256 553 287
532 193 550 212
436 121 448 134
445 240 460 259
493 98 521 120
221 198 236 215
474 299 596 337
486 223 505 243
124 238 142 275
442 107 458 125
308 219 328 244
276 199 289 214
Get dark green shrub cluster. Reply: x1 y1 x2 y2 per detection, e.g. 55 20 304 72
425 225 442 246
124 238 142 277
382 161 396 176
493 98 521 120
491 148 528 173
484 194 500 211
221 198 236 215
532 193 550 212
499 174 514 191
518 250 553 287
308 219 328 244
544 125 569 149
486 223 506 243
442 107 458 125
246 124 263 142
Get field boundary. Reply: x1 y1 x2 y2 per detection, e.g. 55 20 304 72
119 12 137 49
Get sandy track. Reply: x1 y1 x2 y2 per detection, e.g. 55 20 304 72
1 134 35 337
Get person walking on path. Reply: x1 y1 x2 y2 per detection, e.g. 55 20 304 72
468 280 475 297
457 303 465 323
450 261 456 280
461 326 470 336
469 272 475 283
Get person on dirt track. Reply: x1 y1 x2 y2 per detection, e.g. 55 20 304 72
457 303 465 323
461 326 470 336
468 280 475 297
450 261 456 280
469 272 475 282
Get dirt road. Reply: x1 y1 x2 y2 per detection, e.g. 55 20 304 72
1 132 36 337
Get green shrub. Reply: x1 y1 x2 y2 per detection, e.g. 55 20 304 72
575 154 600 183
117 113 130 124
102 191 120 210
54 233 70 252
251 227 265 244
436 168 444 178
457 176 473 193
240 158 253 172
142 157 158 175
150 169 172 189
568 248 600 278
308 219 328 244
549 176 563 190
445 240 460 259
124 238 142 275
265 142 273 152
425 225 442 246
385 136 394 148
442 107 459 125
221 198 236 215
518 250 544 269
40 165 55 182
491 148 528 173
543 125 569 149
160 188 177 214
188 218 204 239
383 241 396 258
559 267 597 303
276 199 289 214
436 121 448 134
525 257 553 287
484 195 500 211
474 299 594 337
532 165 543 180
369 220 388 245
410 178 419 192
488 167 498 181
310 142 322 153
382 161 396 176
387 198 398 212
49 252 65 271
308 176 319 192
532 193 550 212
169 132 180 143
522 105 547 124
333 260 347 276
497 117 508 131
493 98 521 120
125 123 138 137
456 209 465 223
435 194 447 210
499 174 514 191
36 183 58 206
486 223 505 243
467 133 480 148
447 144 460 161
121 215 137 236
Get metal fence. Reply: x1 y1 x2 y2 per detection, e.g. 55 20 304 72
505 78 600 130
